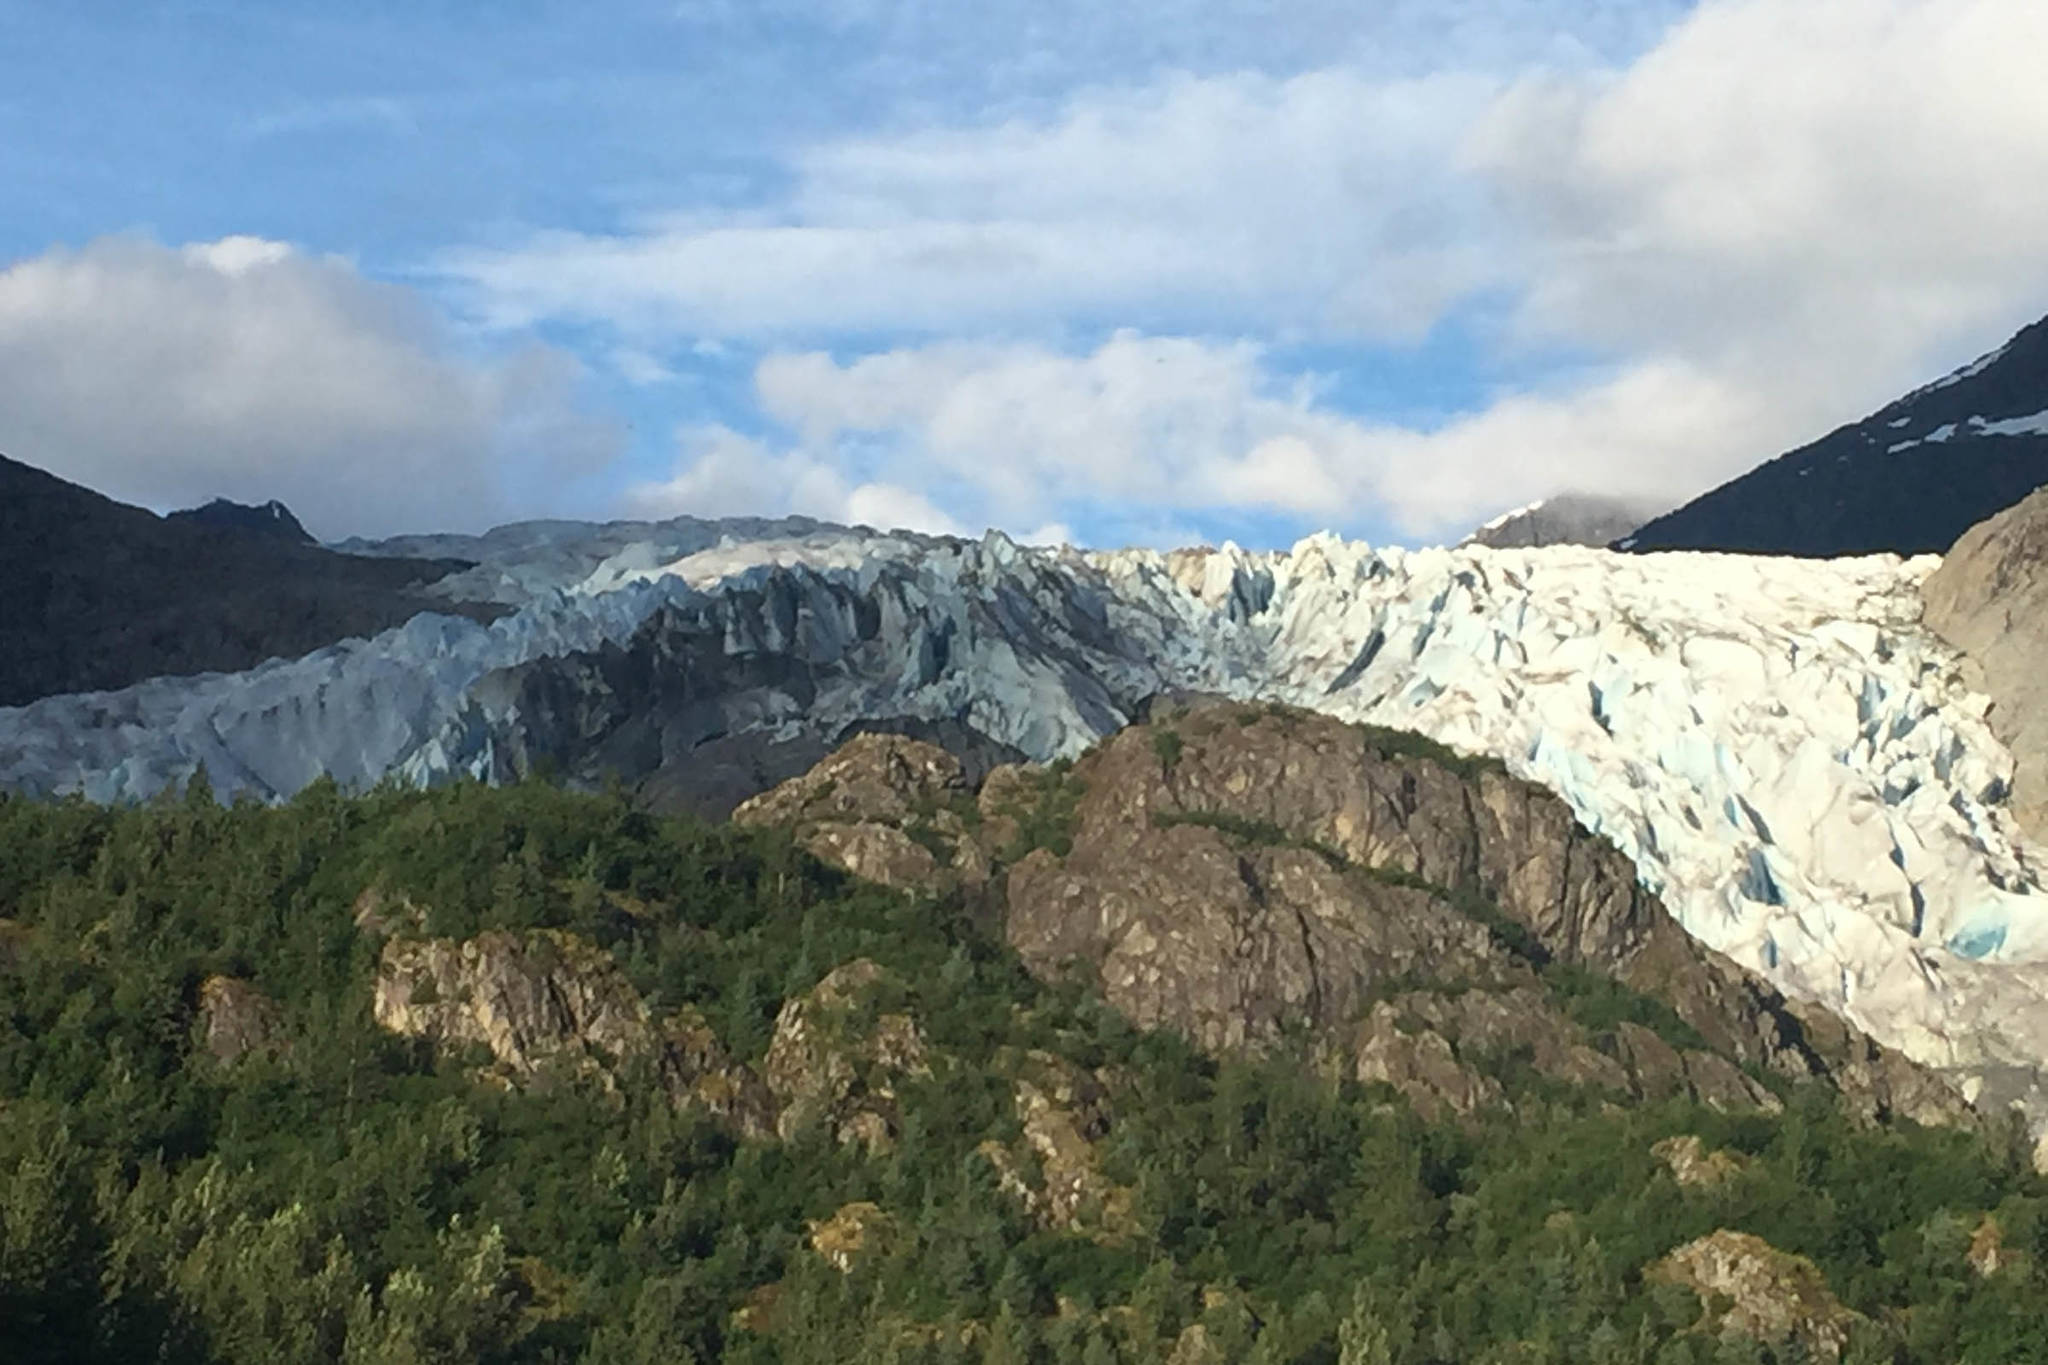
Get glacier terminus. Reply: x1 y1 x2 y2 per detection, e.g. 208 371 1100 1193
5 522 2048 1134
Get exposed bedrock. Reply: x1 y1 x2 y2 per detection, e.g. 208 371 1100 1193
741 707 1975 1134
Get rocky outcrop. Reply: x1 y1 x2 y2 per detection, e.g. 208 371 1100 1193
1348 988 1775 1119
1649 1230 1860 1360
998 702 1969 1126
806 1201 895 1274
761 959 931 1151
1923 483 2048 845
733 734 989 894
740 704 1972 1129
1967 1215 2012 1278
368 918 949 1148
1652 1135 1749 1188
373 928 772 1135
195 974 285 1063
974 1049 1135 1240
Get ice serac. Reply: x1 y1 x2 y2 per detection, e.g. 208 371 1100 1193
4 525 2048 1126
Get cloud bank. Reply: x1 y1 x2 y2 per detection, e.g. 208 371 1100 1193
0 236 620 539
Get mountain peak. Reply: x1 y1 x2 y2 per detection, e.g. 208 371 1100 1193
1460 492 1668 549
165 496 314 544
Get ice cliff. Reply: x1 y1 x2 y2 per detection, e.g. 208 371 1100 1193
3 527 2045 1117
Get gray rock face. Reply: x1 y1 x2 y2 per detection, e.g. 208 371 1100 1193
742 704 1973 1129
1461 493 1668 550
761 959 931 1152
1923 484 2048 845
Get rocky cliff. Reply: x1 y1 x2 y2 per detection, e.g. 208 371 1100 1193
738 702 1973 1132
1649 1230 1860 1361
1923 483 2048 848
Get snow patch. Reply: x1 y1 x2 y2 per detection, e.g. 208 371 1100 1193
1901 338 2013 402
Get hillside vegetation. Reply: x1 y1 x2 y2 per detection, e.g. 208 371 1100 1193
4 766 2048 1363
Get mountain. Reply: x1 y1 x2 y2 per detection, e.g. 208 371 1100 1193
1622 313 2048 556
164 495 315 543
1460 492 1668 549
0 453 498 709
6 513 2046 1135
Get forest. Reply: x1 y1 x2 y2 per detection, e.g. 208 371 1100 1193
4 772 2047 1363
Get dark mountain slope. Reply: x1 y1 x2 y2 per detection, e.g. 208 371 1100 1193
1623 313 2048 557
0 453 493 708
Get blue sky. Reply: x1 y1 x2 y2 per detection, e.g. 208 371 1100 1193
3 0 2046 545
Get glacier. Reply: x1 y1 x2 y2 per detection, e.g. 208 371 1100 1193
5 526 2048 1120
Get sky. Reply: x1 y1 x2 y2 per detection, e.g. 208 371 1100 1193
3 0 2047 547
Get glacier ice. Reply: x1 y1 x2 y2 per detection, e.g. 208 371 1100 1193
6 527 2048 1112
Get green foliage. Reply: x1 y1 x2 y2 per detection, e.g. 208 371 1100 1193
0 777 2044 1362
1149 809 1347 868
1352 722 1508 781
1151 728 1185 772
994 761 1085 861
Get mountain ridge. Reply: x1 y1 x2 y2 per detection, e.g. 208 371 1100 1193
0 452 497 708
1622 313 2048 556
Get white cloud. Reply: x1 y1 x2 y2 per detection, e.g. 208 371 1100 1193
750 333 1374 528
440 68 1513 343
647 334 1770 543
622 423 964 536
0 236 620 539
476 0 2048 542
1471 0 2048 399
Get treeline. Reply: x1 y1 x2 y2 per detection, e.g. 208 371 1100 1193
2 776 2047 1362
